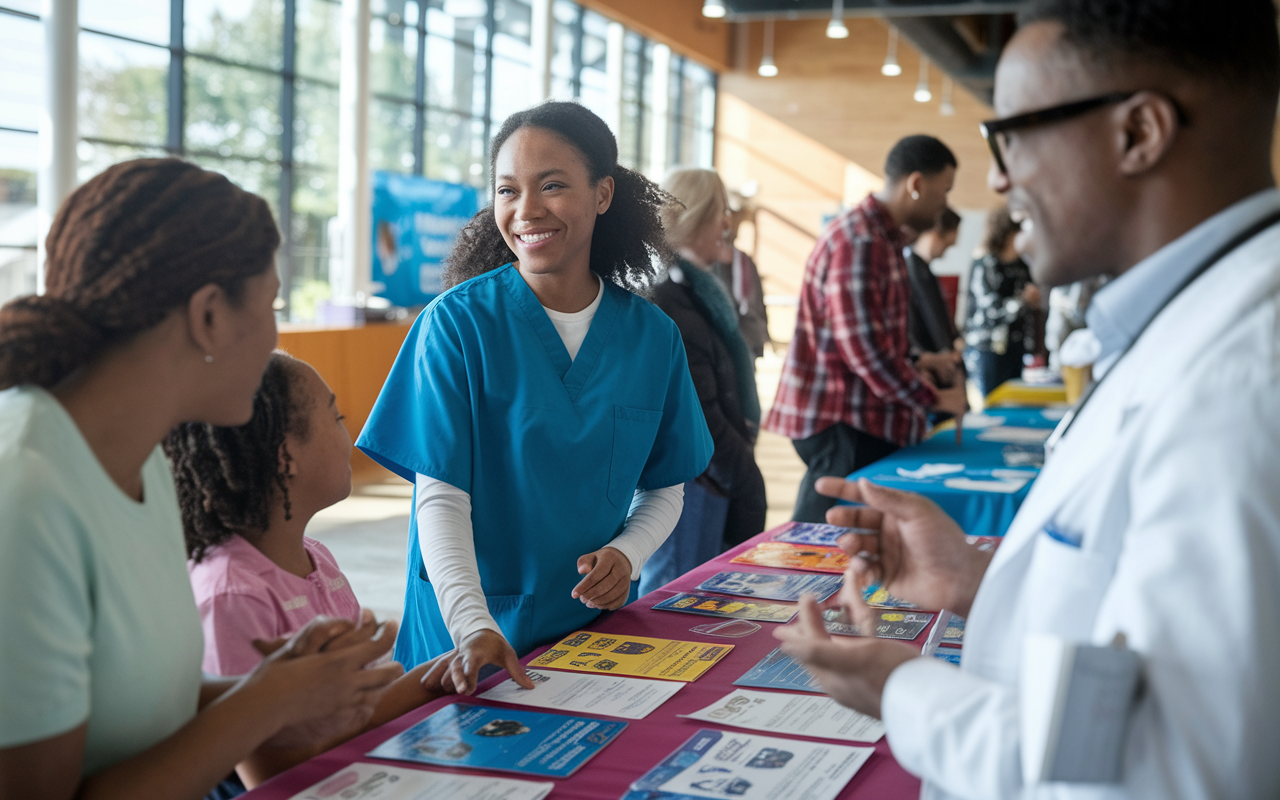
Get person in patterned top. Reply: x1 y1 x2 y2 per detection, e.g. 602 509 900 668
765 135 969 523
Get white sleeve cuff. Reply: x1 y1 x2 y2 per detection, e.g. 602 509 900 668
609 484 685 580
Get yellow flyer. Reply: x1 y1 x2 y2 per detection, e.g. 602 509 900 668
528 631 733 682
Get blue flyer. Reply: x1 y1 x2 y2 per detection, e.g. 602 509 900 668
696 571 842 603
367 702 625 778
770 521 875 547
933 649 962 665
733 648 824 694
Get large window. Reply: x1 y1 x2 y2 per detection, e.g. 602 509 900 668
0 0 716 314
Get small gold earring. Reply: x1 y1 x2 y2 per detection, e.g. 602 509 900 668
205 354 214 363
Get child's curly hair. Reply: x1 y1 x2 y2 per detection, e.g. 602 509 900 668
442 101 676 292
164 352 311 562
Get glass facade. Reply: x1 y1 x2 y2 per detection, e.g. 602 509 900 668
0 0 716 315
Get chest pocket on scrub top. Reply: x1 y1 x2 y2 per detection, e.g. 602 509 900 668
607 406 663 508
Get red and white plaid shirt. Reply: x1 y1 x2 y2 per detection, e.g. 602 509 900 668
763 195 937 447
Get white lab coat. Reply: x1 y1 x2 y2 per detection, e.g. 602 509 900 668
880 221 1280 799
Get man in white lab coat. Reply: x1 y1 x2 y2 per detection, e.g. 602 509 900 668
775 1 1280 798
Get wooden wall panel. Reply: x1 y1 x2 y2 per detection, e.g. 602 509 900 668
578 0 730 70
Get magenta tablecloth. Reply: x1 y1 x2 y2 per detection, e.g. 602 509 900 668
242 530 924 800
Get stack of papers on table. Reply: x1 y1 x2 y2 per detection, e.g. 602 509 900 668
682 689 884 743
528 631 732 681
287 762 553 800
977 426 1054 444
730 542 848 573
479 670 683 720
697 571 842 603
653 592 798 623
770 521 876 547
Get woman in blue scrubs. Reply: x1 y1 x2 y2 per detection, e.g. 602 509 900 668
358 102 713 693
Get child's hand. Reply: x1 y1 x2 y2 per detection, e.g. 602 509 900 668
572 547 632 611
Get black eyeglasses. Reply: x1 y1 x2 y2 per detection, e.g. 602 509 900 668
980 91 1187 174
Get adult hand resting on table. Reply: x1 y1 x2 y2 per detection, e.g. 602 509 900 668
442 629 536 696
774 477 994 718
573 545 633 611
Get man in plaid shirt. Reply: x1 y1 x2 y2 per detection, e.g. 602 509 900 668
765 136 969 522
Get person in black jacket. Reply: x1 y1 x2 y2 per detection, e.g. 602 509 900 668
643 169 766 592
906 206 962 355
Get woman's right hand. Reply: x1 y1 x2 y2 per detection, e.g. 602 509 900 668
443 629 535 695
244 614 404 748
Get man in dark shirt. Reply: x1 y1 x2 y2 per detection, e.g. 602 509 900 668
906 207 962 355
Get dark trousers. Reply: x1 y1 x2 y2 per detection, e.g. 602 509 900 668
791 423 899 524
964 346 1024 399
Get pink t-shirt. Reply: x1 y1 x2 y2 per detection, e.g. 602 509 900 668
188 534 362 676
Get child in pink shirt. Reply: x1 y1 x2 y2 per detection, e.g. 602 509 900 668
166 352 452 787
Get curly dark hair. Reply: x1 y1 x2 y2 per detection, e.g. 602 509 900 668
0 158 279 390
164 352 312 562
441 101 674 291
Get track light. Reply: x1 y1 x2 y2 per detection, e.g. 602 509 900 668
759 20 778 76
914 56 931 102
702 0 726 19
826 0 848 38
881 26 902 76
940 75 955 116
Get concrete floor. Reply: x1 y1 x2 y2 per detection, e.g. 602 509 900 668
309 351 806 624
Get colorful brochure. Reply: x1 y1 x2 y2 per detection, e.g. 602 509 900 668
367 703 624 779
733 648 824 694
862 584 920 609
479 669 682 720
286 761 553 800
626 729 873 800
653 592 798 623
941 614 965 647
730 542 849 574
682 689 884 743
696 571 842 603
528 631 732 682
822 608 935 640
933 649 962 665
768 521 877 547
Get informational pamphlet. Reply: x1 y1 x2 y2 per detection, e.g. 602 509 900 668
653 592 798 623
478 669 682 720
943 476 1029 494
287 762 553 800
730 542 848 574
528 631 732 682
941 614 965 647
367 703 624 779
682 689 884 743
697 571 842 603
769 521 876 548
733 648 824 694
933 649 962 665
862 584 920 609
625 729 873 800
822 608 935 640
977 426 1053 444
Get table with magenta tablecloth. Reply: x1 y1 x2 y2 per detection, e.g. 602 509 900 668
241 529 926 800
848 407 1063 538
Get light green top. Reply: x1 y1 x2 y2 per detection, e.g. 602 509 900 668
0 386 204 776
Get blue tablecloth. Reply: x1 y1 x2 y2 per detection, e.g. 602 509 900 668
846 407 1063 538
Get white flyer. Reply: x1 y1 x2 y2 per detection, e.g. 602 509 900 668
629 729 873 800
681 688 884 743
478 668 683 719
976 426 1053 444
286 761 553 800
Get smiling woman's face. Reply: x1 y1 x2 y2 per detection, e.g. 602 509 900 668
493 126 613 280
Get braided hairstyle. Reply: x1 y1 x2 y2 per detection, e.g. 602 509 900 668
442 101 675 291
164 352 312 562
0 158 280 390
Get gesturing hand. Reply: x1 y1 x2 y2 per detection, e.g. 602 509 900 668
572 546 632 611
817 477 992 618
774 596 919 719
442 629 535 696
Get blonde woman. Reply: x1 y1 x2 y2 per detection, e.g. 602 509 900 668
642 169 766 594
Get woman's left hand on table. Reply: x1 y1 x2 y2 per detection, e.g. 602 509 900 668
572 546 632 610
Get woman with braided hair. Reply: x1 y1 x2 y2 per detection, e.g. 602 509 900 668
0 158 403 800
358 101 713 694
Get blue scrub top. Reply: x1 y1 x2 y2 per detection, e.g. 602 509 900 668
357 264 713 665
